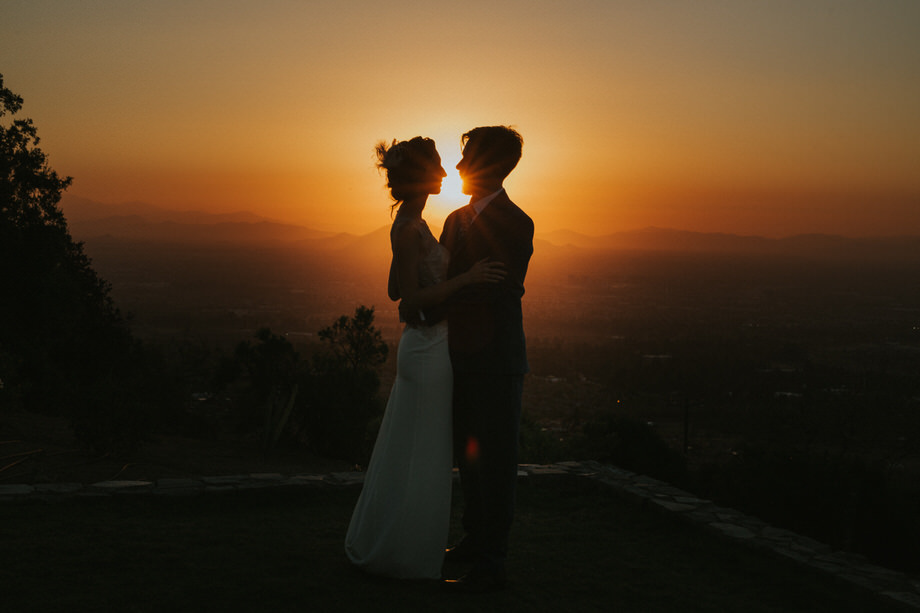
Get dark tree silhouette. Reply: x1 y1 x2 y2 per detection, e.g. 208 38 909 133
221 310 388 461
0 74 133 439
317 305 389 372
233 328 302 452
305 306 388 462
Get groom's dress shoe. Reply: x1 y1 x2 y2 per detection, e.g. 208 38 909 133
442 569 506 593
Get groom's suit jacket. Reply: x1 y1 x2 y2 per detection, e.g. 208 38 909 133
439 190 534 375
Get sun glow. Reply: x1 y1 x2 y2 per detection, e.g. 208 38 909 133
426 144 467 228
6 3 920 238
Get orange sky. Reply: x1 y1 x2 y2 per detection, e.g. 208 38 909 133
2 1 919 237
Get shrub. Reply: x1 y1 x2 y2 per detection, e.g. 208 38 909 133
218 308 389 464
68 342 184 456
299 353 384 463
297 306 388 464
576 411 688 486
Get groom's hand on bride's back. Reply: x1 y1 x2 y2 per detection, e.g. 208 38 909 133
398 300 423 325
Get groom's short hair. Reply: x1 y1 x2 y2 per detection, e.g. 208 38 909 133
461 126 523 181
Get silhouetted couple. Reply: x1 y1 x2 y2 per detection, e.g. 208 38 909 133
345 126 533 593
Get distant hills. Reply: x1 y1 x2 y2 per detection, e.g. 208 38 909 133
62 195 920 260
537 227 920 260
63 195 335 244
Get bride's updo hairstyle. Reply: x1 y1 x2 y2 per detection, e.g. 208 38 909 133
375 136 440 212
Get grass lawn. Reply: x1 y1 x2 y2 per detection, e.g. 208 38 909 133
0 476 903 613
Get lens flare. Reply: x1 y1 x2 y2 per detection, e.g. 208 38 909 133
465 436 480 463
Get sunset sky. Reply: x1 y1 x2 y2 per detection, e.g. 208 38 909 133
2 1 919 237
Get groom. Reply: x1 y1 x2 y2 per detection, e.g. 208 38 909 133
439 126 534 592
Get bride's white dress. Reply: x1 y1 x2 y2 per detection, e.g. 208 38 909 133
344 215 453 579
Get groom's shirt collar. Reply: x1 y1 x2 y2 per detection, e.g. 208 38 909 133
470 188 504 219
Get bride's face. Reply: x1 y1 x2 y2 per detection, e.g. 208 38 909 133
420 157 447 195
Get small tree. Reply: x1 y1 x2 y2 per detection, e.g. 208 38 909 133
317 305 389 372
218 309 388 462
233 328 302 452
302 306 388 462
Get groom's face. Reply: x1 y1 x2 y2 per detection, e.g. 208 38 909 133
456 139 490 196
456 154 472 196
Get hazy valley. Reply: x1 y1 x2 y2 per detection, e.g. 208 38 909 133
66 196 920 453
65 195 920 354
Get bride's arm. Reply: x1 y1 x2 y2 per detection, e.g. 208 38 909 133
392 223 504 313
387 257 400 301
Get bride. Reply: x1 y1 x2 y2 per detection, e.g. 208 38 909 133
344 137 504 579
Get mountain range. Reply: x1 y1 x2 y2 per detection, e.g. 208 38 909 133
61 195 920 260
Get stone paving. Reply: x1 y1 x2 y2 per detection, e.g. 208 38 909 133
2 460 918 609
